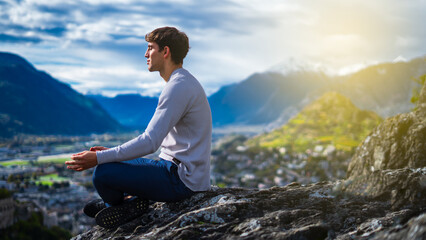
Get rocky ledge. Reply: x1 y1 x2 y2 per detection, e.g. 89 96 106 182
73 176 425 240
73 83 426 240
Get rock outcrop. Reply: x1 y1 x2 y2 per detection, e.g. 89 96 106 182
347 80 426 176
347 110 425 176
73 180 425 240
73 83 426 240
342 81 426 210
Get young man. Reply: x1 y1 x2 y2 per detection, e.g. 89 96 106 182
65 27 212 229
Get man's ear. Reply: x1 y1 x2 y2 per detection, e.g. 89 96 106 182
163 46 170 58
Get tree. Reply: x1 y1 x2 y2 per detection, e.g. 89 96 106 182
0 188 11 199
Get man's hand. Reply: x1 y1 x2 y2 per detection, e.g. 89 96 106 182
90 146 110 151
65 151 98 171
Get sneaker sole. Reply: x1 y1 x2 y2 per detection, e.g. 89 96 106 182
95 198 149 229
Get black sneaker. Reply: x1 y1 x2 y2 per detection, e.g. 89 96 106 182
83 199 106 218
95 197 149 229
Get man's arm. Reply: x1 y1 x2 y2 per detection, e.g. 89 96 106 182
95 80 192 164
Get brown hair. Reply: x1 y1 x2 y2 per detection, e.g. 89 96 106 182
145 27 189 65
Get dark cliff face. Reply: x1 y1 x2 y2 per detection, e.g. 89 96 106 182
73 84 426 240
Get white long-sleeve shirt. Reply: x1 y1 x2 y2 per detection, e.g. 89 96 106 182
96 68 212 191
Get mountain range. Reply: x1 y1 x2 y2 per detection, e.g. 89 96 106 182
208 71 331 126
87 71 331 128
84 57 425 130
0 52 123 137
210 57 426 128
0 52 425 138
331 58 426 117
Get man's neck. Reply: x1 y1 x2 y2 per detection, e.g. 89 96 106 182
160 63 183 82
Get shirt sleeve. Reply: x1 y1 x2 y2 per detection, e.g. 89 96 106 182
96 80 191 164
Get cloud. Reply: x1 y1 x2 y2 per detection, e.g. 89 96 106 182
2 0 285 47
0 0 425 97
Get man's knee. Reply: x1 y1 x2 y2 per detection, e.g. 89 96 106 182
93 163 115 185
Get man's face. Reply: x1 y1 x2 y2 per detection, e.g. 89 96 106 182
144 42 164 72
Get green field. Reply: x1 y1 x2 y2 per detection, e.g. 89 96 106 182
0 159 30 167
0 157 69 167
36 173 70 186
37 158 68 164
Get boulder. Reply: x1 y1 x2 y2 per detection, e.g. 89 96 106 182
343 82 426 209
346 112 426 176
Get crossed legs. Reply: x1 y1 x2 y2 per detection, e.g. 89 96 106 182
92 158 194 206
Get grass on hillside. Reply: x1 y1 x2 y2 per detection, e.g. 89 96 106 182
248 92 383 153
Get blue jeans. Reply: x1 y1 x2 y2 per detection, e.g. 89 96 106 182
92 158 195 206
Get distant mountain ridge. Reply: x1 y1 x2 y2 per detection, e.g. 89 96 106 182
0 52 123 137
247 92 383 152
208 71 332 126
331 58 426 117
87 94 158 130
209 56 426 128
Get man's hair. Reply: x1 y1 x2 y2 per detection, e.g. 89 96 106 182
145 27 189 65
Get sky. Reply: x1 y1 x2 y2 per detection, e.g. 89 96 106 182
1 0 425 97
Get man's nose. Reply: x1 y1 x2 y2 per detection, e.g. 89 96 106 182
144 50 149 58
